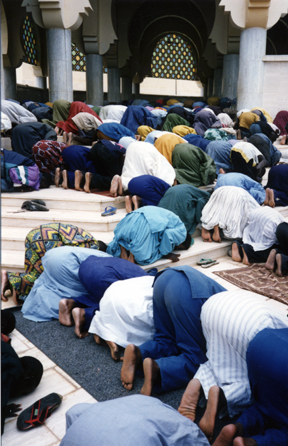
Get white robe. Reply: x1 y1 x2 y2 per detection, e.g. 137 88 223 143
1 112 12 131
1 100 37 124
99 105 127 123
88 276 155 347
201 186 260 239
194 290 288 417
121 141 176 190
242 206 284 251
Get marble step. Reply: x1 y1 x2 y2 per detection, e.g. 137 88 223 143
2 235 232 273
1 186 126 212
1 205 127 232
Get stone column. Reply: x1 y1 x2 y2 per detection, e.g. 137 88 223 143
46 28 73 102
121 76 132 101
4 67 17 99
213 68 223 98
207 77 214 98
107 67 120 103
133 82 140 98
222 54 239 99
86 53 103 105
237 27 266 110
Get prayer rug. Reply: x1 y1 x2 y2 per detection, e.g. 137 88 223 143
214 264 288 305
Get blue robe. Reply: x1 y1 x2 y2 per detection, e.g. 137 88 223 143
22 247 111 322
206 140 233 174
120 106 159 133
237 328 288 446
77 256 148 329
139 266 226 392
107 206 187 265
215 172 266 204
128 175 171 206
97 122 135 141
265 164 288 206
183 134 210 152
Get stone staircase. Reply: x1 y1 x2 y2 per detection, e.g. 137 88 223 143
2 136 288 276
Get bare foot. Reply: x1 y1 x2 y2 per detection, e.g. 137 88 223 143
263 188 275 208
202 227 212 242
121 344 142 390
231 243 242 262
94 334 105 345
242 248 251 266
63 131 68 144
135 134 141 141
62 170 68 189
54 167 62 187
132 195 142 210
125 195 133 213
120 245 129 260
55 126 60 136
236 129 242 140
265 249 276 271
275 253 283 276
110 175 122 197
106 340 120 361
72 308 89 339
280 135 287 145
1 270 10 302
59 298 76 326
68 132 74 146
178 378 201 421
212 225 221 243
140 358 160 396
233 438 246 446
11 287 21 305
84 172 92 193
219 168 226 174
199 386 220 442
128 251 135 264
74 170 83 191
213 424 237 446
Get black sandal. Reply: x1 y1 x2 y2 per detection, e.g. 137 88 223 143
17 393 62 430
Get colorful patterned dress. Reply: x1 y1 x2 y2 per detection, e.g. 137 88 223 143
8 223 100 301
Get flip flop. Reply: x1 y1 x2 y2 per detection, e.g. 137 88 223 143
196 258 216 266
101 206 117 216
17 393 62 430
201 261 219 268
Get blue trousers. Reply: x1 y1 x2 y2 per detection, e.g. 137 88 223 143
139 269 207 392
128 175 171 206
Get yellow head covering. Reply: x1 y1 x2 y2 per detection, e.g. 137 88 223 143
173 125 196 137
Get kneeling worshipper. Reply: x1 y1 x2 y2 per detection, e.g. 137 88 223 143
154 133 186 164
42 99 71 128
120 105 160 133
182 134 211 152
231 206 286 266
248 133 281 167
158 184 211 235
265 164 288 207
192 108 222 136
121 266 226 395
11 122 57 159
178 290 288 443
21 246 111 322
213 328 288 446
1 223 106 305
205 140 234 174
98 104 127 123
172 143 217 187
56 140 125 192
1 99 37 125
106 206 191 265
215 172 275 206
230 141 267 182
1 148 41 192
265 220 288 276
32 140 68 186
54 101 102 135
58 256 148 343
88 275 155 359
110 140 176 197
125 175 171 211
200 186 260 243
96 122 135 142
60 395 210 446
273 110 288 136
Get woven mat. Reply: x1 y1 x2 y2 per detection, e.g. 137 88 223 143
214 264 288 305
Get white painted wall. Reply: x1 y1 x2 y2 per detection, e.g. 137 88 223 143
262 56 288 119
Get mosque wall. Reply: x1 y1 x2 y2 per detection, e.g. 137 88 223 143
262 55 288 119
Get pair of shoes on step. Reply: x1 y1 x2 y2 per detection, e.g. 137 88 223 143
21 199 49 212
